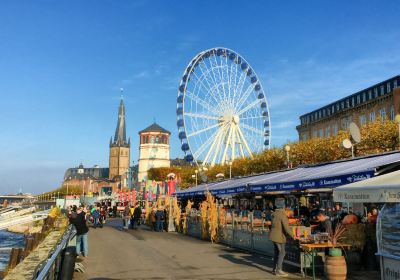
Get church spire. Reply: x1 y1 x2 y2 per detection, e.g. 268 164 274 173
111 97 129 147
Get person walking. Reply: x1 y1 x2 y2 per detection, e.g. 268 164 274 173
150 207 157 231
133 203 142 229
123 204 130 229
91 207 100 229
69 206 89 258
269 198 298 277
155 207 165 232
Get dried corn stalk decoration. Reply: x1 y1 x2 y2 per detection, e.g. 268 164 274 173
172 198 181 231
145 200 150 224
200 200 208 240
183 200 193 234
164 195 170 209
218 205 226 225
206 192 218 243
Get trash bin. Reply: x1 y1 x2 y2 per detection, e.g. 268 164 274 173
60 246 76 280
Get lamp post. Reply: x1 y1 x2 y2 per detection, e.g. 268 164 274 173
228 161 233 179
395 114 400 150
193 170 198 186
284 145 291 169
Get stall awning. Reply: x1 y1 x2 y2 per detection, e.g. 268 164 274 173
175 152 400 197
333 170 400 203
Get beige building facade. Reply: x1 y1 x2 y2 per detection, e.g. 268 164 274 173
137 123 170 182
297 76 400 140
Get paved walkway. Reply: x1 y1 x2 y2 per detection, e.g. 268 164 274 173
73 219 300 280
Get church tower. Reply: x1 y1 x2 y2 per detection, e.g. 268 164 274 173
138 123 170 183
109 98 130 187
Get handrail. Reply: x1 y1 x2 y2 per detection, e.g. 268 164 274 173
34 224 76 280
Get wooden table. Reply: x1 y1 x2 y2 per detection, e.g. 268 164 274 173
300 243 351 279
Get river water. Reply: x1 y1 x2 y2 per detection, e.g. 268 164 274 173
0 230 25 271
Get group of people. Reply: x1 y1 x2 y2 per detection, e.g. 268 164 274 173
149 206 167 232
123 203 142 229
68 203 108 259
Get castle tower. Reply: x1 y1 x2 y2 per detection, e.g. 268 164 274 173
138 123 170 183
109 98 130 187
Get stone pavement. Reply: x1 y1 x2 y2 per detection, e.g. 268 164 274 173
73 219 380 280
73 219 300 280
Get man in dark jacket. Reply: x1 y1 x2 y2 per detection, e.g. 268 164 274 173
70 206 89 257
155 207 165 232
269 198 298 277
132 204 142 229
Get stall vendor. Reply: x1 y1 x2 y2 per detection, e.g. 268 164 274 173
316 211 332 233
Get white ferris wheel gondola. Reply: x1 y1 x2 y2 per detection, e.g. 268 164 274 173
176 47 271 167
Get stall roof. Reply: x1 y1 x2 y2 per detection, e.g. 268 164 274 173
175 152 400 197
333 170 400 203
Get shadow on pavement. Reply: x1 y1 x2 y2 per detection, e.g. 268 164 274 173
218 247 300 278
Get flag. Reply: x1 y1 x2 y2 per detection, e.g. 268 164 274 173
156 183 160 199
164 180 168 195
132 188 137 205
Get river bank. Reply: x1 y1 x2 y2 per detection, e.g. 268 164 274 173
6 221 43 234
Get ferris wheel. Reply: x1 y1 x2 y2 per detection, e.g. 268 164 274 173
176 47 271 166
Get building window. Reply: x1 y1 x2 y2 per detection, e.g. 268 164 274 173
325 126 331 137
368 90 372 100
156 136 159 143
346 99 349 108
387 82 391 93
351 97 355 107
319 128 323 138
336 103 340 111
370 111 376 122
394 80 398 88
333 124 338 135
374 87 378 98
150 136 155 143
357 95 360 104
380 108 386 119
359 115 366 126
390 105 395 120
380 85 385 95
362 92 366 102
312 130 318 138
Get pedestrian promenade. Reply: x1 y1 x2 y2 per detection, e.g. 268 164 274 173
73 219 300 280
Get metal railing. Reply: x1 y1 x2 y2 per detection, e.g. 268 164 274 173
34 225 76 280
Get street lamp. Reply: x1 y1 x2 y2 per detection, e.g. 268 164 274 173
228 161 233 179
284 145 291 169
193 169 199 186
395 114 400 150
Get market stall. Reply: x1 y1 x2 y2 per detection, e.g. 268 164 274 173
333 170 400 280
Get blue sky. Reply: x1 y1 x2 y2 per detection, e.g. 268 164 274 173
0 1 399 194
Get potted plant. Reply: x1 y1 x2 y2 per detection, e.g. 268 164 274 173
325 223 347 280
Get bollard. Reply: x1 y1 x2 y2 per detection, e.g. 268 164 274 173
59 246 76 280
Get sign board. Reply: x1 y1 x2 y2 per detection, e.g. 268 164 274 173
334 188 400 203
382 256 400 280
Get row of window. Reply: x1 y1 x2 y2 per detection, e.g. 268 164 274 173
309 106 395 139
300 78 398 125
142 135 169 144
